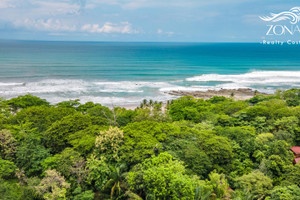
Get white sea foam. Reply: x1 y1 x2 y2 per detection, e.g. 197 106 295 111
0 79 159 96
0 79 88 95
160 71 300 93
159 85 250 93
40 94 176 107
185 71 300 90
160 86 209 92
0 71 299 105
76 95 175 106
186 71 300 83
0 82 25 86
93 81 172 88
97 89 143 93
0 79 176 105
93 81 173 93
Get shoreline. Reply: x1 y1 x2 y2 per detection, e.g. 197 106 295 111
120 88 265 110
0 88 272 110
167 88 265 101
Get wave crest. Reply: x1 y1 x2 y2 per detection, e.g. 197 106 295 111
0 71 299 105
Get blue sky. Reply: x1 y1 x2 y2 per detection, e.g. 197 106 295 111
0 0 298 42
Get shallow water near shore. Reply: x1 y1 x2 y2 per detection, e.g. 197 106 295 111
0 41 299 106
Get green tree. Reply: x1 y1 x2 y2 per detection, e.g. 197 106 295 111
128 152 204 200
68 125 105 156
198 132 234 166
45 113 92 153
114 107 137 127
273 130 295 146
255 133 274 148
281 88 300 106
168 96 203 122
164 137 212 179
248 94 277 105
216 114 237 127
267 185 300 200
94 126 124 162
0 180 22 200
215 126 256 156
56 99 80 109
121 121 180 164
0 129 17 161
15 136 50 176
273 116 298 134
0 98 10 117
133 107 171 123
281 164 300 186
102 163 127 200
85 105 115 125
183 144 213 178
264 140 294 163
72 187 94 200
7 95 49 112
41 148 82 179
235 170 273 199
76 102 99 113
206 171 230 199
85 155 111 191
10 106 75 132
0 158 16 178
35 169 70 200
262 155 290 185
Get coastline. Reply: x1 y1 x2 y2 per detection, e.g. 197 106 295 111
167 88 265 101
119 88 265 110
0 88 274 110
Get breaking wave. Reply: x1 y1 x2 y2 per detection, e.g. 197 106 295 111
186 71 300 86
0 79 176 106
0 71 299 105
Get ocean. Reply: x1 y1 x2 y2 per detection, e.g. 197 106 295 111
0 40 299 106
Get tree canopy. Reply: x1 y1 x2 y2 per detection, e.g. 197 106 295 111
0 89 299 199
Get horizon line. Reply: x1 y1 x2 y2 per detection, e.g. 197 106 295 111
0 39 261 44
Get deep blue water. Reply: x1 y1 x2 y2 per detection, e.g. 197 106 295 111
0 40 299 105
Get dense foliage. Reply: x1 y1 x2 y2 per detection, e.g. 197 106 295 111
0 89 299 200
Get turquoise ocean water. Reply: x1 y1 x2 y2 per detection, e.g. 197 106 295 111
0 40 300 106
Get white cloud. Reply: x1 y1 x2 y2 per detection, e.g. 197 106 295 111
29 0 82 15
0 0 89 18
0 0 17 8
91 0 252 10
157 28 174 36
0 1 139 35
14 18 77 32
0 0 87 29
81 22 138 34
11 18 139 34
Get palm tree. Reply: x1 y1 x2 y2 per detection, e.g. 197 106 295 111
142 99 147 106
103 163 127 200
149 99 153 106
194 185 211 200
103 163 143 200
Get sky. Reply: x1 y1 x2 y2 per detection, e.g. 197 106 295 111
0 0 299 42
